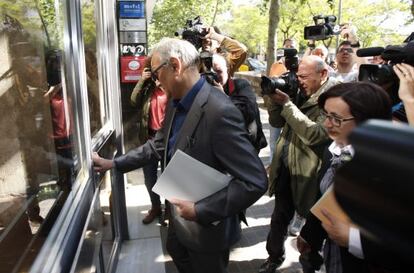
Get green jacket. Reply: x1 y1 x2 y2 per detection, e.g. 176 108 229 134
268 77 338 216
130 80 155 144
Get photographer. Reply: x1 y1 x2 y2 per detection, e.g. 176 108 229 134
202 26 247 76
212 53 267 153
259 56 339 273
304 43 336 76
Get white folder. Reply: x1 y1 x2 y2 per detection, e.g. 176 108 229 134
152 150 232 202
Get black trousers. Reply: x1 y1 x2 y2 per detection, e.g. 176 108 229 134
266 163 295 264
166 223 230 273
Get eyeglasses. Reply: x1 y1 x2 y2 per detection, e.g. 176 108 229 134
338 48 353 54
151 62 168 82
321 110 355 127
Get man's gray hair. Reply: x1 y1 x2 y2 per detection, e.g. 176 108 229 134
150 38 200 68
302 55 327 73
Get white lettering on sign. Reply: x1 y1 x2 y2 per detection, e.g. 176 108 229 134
121 44 146 56
136 45 145 54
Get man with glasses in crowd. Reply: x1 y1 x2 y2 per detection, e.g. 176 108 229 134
332 41 359 83
259 55 339 273
93 38 267 273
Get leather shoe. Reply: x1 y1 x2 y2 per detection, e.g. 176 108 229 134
258 258 283 273
142 206 162 224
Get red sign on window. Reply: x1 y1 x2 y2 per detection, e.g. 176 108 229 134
120 55 146 83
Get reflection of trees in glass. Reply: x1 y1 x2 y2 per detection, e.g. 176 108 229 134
81 0 97 47
0 0 63 48
0 9 60 272
81 0 101 134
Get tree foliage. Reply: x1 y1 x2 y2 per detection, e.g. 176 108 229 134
225 0 412 73
81 0 97 48
219 6 268 56
0 0 64 48
263 0 412 50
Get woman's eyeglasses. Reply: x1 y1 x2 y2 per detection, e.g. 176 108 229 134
321 110 355 127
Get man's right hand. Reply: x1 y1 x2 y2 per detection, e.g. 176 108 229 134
269 89 290 105
92 152 114 173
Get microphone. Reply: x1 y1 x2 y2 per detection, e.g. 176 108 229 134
356 47 384 57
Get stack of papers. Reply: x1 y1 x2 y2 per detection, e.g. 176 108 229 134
152 150 232 202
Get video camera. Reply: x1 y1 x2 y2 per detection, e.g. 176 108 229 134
260 48 299 100
357 33 414 104
304 15 341 41
175 16 219 84
175 16 208 50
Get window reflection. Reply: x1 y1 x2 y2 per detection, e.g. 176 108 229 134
81 0 104 135
45 50 76 193
0 3 79 272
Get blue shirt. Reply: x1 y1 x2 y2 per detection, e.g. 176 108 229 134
167 77 205 160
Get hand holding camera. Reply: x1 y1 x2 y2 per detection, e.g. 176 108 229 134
340 24 358 44
269 89 290 105
140 67 152 83
202 27 223 43
394 63 414 103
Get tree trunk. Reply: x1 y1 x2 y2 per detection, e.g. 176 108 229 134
266 0 280 75
211 0 220 25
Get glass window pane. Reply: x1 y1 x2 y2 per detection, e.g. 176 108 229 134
0 1 80 271
81 0 105 135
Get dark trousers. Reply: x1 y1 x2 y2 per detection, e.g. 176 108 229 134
143 160 161 207
266 163 295 263
166 223 230 273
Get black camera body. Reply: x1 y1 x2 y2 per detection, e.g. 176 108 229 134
199 51 219 84
175 16 220 84
358 35 414 104
175 16 208 50
260 48 299 99
304 15 340 41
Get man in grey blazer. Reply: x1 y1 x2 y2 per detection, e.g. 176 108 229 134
93 38 267 273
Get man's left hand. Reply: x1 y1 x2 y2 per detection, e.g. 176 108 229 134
321 209 350 247
269 89 290 105
169 198 197 221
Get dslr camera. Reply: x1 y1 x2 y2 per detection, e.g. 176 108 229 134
304 15 341 41
260 48 299 100
357 33 414 104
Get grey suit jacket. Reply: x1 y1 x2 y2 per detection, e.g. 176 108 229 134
115 81 267 252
